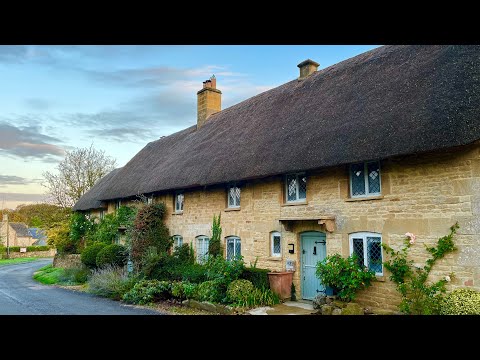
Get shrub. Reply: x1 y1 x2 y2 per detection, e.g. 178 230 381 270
241 267 271 290
440 288 480 315
244 288 280 308
70 212 95 248
122 279 171 305
226 279 255 304
383 223 458 314
205 255 244 286
26 245 51 252
172 243 194 265
182 282 199 299
176 263 207 283
315 253 376 302
196 280 224 303
171 281 185 299
81 243 107 269
59 267 90 284
87 265 137 300
208 213 222 257
96 244 127 268
131 203 172 265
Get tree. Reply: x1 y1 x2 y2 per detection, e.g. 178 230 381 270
42 144 116 208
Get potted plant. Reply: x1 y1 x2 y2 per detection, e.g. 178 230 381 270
267 271 294 300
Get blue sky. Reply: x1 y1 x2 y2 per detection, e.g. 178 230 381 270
0 45 379 209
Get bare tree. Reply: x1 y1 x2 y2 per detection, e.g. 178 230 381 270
42 144 116 208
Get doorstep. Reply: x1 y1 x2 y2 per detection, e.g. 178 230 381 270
247 300 315 315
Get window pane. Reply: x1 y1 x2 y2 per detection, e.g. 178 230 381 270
235 239 241 259
226 239 235 261
367 162 381 194
197 238 209 264
367 237 382 273
235 187 241 206
350 163 366 196
287 175 297 201
176 193 184 211
352 238 365 268
273 235 281 255
228 187 235 207
298 175 307 200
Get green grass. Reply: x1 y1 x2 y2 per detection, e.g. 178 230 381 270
0 257 41 266
33 264 65 285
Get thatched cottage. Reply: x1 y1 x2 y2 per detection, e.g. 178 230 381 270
73 45 480 310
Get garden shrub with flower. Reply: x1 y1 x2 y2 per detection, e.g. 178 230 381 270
382 223 458 315
315 253 376 302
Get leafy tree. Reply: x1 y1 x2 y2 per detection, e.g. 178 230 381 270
208 213 222 257
42 144 116 208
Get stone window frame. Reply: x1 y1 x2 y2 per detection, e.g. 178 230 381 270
271 231 281 257
349 232 383 276
349 161 382 198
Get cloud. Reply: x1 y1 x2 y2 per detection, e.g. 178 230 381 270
85 127 156 142
0 122 65 159
0 192 47 202
0 175 29 186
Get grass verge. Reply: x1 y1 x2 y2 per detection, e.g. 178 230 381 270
33 264 65 285
0 257 41 266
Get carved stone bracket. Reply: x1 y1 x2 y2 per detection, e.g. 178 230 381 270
279 216 336 233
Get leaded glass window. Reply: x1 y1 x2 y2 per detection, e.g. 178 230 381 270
228 185 241 208
349 232 383 275
226 236 241 261
175 192 184 212
286 173 307 202
173 235 183 249
196 236 209 264
349 161 381 197
271 232 281 257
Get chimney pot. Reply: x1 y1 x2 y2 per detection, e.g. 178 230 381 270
297 59 320 79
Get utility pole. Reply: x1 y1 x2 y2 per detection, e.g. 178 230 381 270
2 214 9 259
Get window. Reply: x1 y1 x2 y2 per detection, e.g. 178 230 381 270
271 231 281 257
285 173 307 202
226 236 241 261
175 192 184 212
115 200 122 211
99 210 105 220
196 236 210 264
147 196 153 205
350 161 381 197
173 235 183 249
349 232 383 275
227 184 241 208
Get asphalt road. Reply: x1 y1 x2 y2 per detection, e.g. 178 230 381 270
0 259 164 315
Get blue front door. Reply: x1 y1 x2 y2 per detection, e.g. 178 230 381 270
301 232 326 300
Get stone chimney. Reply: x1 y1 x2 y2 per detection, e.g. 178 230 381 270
297 59 320 79
197 75 221 129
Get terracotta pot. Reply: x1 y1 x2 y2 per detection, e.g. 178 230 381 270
268 271 294 300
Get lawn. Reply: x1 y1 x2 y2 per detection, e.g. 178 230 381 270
33 264 65 285
0 257 41 266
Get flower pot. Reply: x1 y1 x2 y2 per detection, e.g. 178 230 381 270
268 271 294 300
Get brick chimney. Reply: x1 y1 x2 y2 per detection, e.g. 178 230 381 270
197 75 221 128
297 59 320 79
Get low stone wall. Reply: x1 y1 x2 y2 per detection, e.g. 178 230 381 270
4 249 57 258
52 254 83 269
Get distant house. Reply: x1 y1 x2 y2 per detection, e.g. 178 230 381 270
73 45 480 311
0 222 34 247
28 228 48 246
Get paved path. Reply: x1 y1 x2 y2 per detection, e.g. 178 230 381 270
0 259 164 315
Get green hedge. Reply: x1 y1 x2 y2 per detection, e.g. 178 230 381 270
0 245 52 253
241 267 271 290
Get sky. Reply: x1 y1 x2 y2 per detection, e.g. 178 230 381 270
0 45 379 209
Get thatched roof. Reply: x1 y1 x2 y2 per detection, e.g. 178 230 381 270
94 45 480 201
72 168 122 211
9 223 31 237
